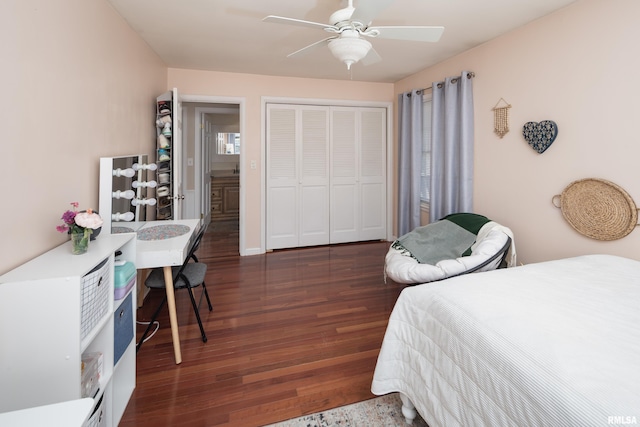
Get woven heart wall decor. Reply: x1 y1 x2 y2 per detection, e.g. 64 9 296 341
522 120 558 154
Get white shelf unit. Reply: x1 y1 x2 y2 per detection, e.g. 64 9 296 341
0 233 136 426
156 92 174 220
155 88 184 221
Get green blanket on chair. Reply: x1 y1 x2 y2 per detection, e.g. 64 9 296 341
392 213 491 265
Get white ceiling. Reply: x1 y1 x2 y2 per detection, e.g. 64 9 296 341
107 0 578 83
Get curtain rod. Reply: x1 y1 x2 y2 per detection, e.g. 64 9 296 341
421 71 475 92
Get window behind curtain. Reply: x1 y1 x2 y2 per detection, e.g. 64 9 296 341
421 94 432 204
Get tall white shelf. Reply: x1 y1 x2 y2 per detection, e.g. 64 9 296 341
155 88 183 220
0 233 136 426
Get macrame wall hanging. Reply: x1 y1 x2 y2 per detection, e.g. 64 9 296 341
492 98 511 138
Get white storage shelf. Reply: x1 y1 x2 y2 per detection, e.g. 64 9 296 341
0 233 136 427
156 94 174 220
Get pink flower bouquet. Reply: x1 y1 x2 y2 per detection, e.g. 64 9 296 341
56 202 103 253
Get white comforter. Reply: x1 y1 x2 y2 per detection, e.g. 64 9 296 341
372 255 640 426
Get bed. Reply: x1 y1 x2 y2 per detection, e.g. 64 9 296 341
372 254 640 426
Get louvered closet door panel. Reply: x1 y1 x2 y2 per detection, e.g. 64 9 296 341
330 108 359 243
268 103 386 250
267 105 298 249
359 108 386 240
299 107 330 247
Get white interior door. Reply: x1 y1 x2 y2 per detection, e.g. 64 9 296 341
201 113 212 224
358 108 386 240
299 107 330 247
330 106 386 243
330 107 358 244
267 102 386 250
171 88 183 220
267 105 298 249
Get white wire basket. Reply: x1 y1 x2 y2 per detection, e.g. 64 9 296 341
80 258 112 340
83 393 106 427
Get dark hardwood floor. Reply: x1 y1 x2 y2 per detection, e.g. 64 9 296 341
120 220 407 427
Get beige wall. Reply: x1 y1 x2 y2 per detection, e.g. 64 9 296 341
168 69 394 253
5 0 638 273
1 0 166 274
396 0 640 264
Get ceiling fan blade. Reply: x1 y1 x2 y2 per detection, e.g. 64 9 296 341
370 26 445 42
263 15 336 31
287 37 336 58
361 47 382 66
350 0 394 25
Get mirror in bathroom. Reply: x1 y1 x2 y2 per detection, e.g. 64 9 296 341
216 132 240 155
99 154 157 234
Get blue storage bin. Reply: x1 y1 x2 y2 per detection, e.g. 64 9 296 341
114 292 134 366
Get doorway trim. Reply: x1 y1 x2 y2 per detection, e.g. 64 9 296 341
182 94 247 255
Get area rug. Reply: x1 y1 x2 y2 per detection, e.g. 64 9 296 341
207 219 239 232
263 393 429 427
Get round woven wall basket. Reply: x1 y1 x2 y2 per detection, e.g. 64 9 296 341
552 178 639 241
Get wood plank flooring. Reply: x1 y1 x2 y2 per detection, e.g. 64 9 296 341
119 221 408 427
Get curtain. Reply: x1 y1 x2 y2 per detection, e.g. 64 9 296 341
429 71 474 223
397 89 423 236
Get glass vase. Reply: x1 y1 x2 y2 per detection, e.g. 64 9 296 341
71 229 90 255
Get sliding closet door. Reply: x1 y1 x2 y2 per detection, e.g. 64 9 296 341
330 107 386 244
330 108 359 243
299 107 330 246
266 104 330 250
267 105 298 249
358 108 386 240
267 103 386 250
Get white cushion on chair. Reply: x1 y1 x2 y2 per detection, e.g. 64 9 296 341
385 226 512 285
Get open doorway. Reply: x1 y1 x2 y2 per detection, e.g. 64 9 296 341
179 96 245 255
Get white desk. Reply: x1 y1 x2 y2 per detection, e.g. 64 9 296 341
131 219 201 364
0 398 94 427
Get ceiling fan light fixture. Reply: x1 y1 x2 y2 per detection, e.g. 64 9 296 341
264 0 445 72
328 35 371 70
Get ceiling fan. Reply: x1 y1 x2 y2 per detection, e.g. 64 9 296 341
263 0 444 70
